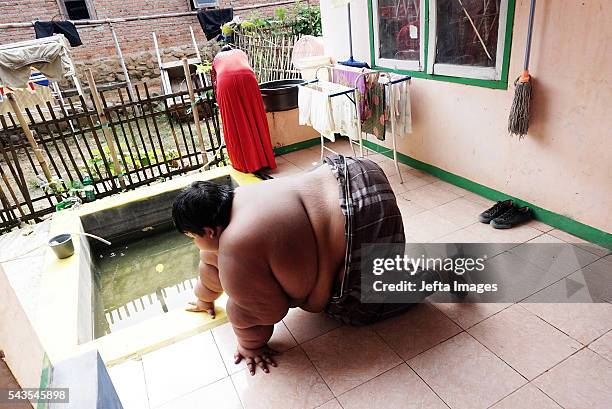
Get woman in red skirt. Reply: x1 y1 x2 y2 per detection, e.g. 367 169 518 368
212 48 276 173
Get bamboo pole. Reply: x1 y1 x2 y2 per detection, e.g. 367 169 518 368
182 58 209 165
86 69 127 189
0 166 26 218
109 22 137 102
6 93 53 182
456 0 493 60
0 1 297 29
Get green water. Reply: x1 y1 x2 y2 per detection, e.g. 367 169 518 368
93 229 200 338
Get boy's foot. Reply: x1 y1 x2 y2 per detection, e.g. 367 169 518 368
491 206 532 229
478 199 514 223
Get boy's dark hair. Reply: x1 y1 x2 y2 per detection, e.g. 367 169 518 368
172 181 235 235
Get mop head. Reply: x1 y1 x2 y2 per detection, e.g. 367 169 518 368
508 70 532 138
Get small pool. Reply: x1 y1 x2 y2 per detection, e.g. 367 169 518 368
93 229 199 338
39 166 261 364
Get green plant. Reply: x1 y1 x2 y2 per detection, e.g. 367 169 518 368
236 2 321 36
275 7 287 22
221 23 234 36
290 2 321 36
196 61 213 75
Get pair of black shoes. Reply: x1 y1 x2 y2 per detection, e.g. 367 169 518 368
478 200 532 229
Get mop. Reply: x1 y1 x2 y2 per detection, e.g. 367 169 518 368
337 2 369 68
508 0 536 138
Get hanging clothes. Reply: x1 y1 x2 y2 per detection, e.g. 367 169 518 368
197 8 234 41
0 41 69 87
298 81 359 142
212 49 276 173
34 21 82 47
384 74 412 137
361 79 386 141
331 65 386 140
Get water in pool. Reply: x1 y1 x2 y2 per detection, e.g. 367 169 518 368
93 229 199 338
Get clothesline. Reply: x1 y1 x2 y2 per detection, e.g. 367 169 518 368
0 1 297 29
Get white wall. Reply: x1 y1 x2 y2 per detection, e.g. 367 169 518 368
0 265 48 394
320 0 612 233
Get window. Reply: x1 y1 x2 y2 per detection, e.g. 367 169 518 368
61 0 95 20
191 0 219 10
373 0 425 71
371 0 512 84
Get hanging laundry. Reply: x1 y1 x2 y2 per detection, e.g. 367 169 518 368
298 81 359 142
361 79 386 141
34 21 82 47
0 70 53 115
384 74 412 137
0 42 69 87
197 8 234 41
331 65 385 140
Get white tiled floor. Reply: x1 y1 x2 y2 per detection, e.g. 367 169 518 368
108 139 611 409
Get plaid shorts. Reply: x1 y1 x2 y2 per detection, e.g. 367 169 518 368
323 154 413 325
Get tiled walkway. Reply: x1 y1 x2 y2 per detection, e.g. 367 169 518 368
109 139 612 409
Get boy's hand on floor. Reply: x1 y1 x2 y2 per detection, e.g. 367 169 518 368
234 344 278 375
185 299 215 318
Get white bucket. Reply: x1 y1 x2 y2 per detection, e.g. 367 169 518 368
294 56 332 81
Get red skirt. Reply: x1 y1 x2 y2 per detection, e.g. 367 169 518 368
214 57 276 173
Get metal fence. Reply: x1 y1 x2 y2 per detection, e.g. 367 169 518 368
0 80 225 233
233 26 301 83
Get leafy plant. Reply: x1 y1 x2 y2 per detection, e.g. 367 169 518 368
236 1 321 36
275 7 287 22
290 2 322 36
196 62 213 75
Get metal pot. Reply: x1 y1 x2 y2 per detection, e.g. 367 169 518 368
49 234 75 259
259 79 306 112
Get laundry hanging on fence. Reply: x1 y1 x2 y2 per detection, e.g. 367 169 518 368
197 8 234 40
34 21 82 47
331 65 386 140
298 81 359 142
0 41 70 87
384 74 412 137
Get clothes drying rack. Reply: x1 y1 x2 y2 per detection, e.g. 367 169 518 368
306 65 411 183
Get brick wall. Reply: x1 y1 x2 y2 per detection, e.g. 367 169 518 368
0 0 315 85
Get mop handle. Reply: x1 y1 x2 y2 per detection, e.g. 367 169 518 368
347 3 353 58
523 0 536 71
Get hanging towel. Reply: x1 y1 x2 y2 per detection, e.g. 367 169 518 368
0 42 69 87
331 65 367 118
298 81 359 142
384 74 412 136
331 65 385 140
361 79 385 140
34 21 82 47
298 84 335 140
197 8 234 41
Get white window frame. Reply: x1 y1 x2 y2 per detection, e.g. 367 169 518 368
372 0 426 72
426 0 509 80
58 0 96 20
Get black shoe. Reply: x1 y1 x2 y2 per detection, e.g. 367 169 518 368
491 206 532 229
478 200 514 223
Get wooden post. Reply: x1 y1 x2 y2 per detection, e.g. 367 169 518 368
6 93 53 182
182 58 209 165
0 169 26 218
86 69 127 189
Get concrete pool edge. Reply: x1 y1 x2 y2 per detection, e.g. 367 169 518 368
37 167 260 364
